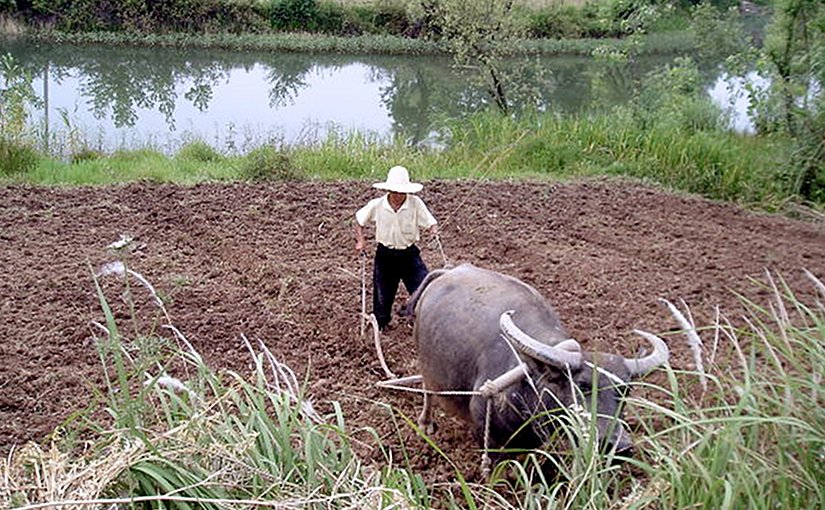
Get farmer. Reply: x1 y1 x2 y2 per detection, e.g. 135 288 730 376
355 165 438 331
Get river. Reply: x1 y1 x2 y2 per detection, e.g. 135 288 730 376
1 39 754 155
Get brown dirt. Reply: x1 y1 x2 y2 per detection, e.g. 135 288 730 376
1 179 823 483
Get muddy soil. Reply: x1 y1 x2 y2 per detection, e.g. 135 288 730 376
1 179 823 483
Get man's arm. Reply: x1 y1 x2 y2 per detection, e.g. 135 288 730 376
355 222 366 253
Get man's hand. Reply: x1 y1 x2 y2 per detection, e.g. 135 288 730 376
354 223 366 254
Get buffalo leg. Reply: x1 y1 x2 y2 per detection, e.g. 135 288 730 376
419 386 436 435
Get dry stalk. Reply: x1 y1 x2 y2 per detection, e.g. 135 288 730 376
765 270 792 352
803 269 825 314
660 298 707 393
241 334 322 424
719 314 748 374
97 261 171 324
2 440 145 510
708 305 721 368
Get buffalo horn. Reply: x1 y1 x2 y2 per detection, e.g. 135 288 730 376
624 329 670 375
499 311 583 369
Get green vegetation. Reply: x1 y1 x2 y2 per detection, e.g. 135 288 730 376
27 29 443 55
2 242 822 509
0 52 38 176
240 144 301 180
3 0 691 43
20 27 690 56
4 102 805 210
9 2 813 210
760 0 824 202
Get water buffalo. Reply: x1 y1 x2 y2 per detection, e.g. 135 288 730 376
406 263 669 458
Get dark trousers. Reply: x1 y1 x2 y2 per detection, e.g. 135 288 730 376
373 244 428 329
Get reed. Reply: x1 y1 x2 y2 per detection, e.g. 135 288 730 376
465 271 824 509
3 250 433 509
2 244 822 510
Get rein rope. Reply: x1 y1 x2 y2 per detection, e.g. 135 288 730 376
433 233 449 268
359 251 367 339
436 131 528 231
376 375 494 478
427 131 528 269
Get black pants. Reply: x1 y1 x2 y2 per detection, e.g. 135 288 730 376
373 244 428 330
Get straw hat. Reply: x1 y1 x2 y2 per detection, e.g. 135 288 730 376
373 166 423 194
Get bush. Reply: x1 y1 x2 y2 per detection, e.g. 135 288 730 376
24 0 269 33
267 1 412 36
269 0 319 31
176 140 223 163
315 1 347 35
529 6 586 39
70 147 103 164
632 56 722 132
0 0 16 14
0 137 38 175
368 3 411 36
241 145 300 181
529 1 657 40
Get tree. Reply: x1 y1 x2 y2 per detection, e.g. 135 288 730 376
762 0 824 200
409 0 528 114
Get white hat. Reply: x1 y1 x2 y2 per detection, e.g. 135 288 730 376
373 166 423 194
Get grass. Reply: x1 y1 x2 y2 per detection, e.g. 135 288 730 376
28 148 238 185
23 27 694 57
11 109 801 211
327 0 595 6
31 30 444 56
2 242 822 509
10 69 799 208
3 252 432 508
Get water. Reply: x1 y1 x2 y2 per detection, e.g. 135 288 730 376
1 39 752 154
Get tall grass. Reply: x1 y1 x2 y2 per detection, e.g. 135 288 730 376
3 246 433 509
633 273 825 509
459 270 824 509
2 244 822 509
439 110 794 206
14 109 798 209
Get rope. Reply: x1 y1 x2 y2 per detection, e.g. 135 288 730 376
359 251 366 339
375 379 480 397
364 312 396 379
377 372 496 479
433 232 449 267
481 399 492 479
426 132 527 271
437 131 528 232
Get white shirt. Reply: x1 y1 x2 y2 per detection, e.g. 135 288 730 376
356 194 437 250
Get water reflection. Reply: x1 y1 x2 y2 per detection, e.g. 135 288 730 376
707 71 769 134
1 39 739 154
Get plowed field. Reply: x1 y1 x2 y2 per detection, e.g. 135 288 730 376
2 179 823 481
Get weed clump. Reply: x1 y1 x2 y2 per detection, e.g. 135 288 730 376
176 140 223 163
241 145 300 181
0 137 38 175
70 147 104 164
